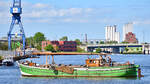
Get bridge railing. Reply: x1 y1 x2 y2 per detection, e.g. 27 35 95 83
87 43 143 46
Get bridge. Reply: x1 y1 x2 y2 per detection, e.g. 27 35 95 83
81 39 106 44
86 43 150 54
0 37 21 42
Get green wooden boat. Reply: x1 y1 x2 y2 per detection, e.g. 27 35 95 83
18 54 142 78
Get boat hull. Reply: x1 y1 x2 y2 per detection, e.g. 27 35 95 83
19 64 139 78
3 62 14 66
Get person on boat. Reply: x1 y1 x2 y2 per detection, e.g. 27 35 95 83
99 56 103 66
104 55 108 63
108 56 112 66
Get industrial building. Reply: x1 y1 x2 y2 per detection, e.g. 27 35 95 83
123 23 133 41
42 41 77 52
105 25 120 43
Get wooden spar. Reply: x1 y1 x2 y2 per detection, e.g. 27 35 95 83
52 55 55 64
49 55 50 64
46 55 48 65
32 52 110 56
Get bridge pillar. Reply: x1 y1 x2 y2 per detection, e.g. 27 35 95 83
120 47 125 54
142 44 150 54
87 47 94 52
112 47 120 54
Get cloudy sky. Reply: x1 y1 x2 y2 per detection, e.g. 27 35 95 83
0 0 150 42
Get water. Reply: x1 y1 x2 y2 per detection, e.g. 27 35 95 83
0 54 150 84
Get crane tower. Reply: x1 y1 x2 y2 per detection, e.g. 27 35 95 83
8 0 26 53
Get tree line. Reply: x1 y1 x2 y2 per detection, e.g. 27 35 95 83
26 32 83 51
0 32 131 52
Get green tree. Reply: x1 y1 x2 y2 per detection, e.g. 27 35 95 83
131 48 134 52
96 47 101 53
136 47 139 51
26 37 35 48
55 46 59 52
121 41 129 44
77 47 85 52
125 47 129 52
75 39 82 45
0 56 3 60
100 41 105 44
44 44 55 52
34 32 46 45
106 41 118 44
37 45 42 51
140 47 142 51
33 32 46 50
60 36 68 41
0 42 8 50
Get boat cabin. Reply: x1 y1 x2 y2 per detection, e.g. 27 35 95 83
86 59 101 67
86 54 111 67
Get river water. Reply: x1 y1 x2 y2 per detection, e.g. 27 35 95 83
0 54 150 84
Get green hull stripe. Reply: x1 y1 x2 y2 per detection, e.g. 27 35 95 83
19 64 139 77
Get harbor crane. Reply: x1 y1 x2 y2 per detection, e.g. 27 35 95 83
8 0 25 54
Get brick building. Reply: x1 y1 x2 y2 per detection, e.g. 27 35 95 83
42 41 77 52
125 32 138 43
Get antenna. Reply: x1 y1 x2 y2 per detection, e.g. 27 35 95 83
85 34 87 44
143 30 145 43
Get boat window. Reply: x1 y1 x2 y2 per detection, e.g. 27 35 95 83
89 60 96 64
89 60 92 63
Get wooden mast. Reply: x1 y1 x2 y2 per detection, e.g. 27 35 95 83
46 55 48 65
52 55 55 64
49 55 50 64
